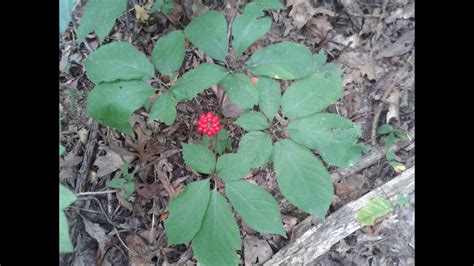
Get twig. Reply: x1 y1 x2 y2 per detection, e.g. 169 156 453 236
370 84 396 146
76 190 118 196
226 0 241 46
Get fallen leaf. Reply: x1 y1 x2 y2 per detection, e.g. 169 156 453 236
376 30 414 59
141 227 159 244
282 215 298 234
212 85 244 118
116 190 133 211
289 0 315 30
78 127 89 144
154 164 176 198
126 235 153 265
243 235 273 265
94 146 133 178
191 0 209 19
134 4 150 23
305 15 333 43
335 182 351 199
385 2 414 23
167 3 184 25
82 216 110 257
386 89 400 124
290 216 320 241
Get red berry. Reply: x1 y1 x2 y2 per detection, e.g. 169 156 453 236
212 116 219 123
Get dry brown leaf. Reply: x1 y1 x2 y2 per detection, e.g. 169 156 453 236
212 85 244 118
141 227 159 244
282 215 298 233
191 0 209 19
305 15 333 43
116 190 133 211
134 4 150 23
126 235 153 265
376 30 414 59
386 89 400 124
126 235 150 256
290 216 320 241
136 181 161 200
243 235 273 265
334 182 351 199
154 165 176 198
60 152 82 181
289 0 315 30
167 3 184 25
94 146 133 178
81 216 110 257
78 127 89 144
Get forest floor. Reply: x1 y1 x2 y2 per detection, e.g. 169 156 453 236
59 0 414 265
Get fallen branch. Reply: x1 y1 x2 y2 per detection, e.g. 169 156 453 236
76 121 99 192
265 167 414 265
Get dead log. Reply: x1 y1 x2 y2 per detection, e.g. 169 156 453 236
265 167 414 265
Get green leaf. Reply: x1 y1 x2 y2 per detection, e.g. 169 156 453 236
171 63 228 101
152 30 185 78
184 11 228 62
162 0 174 15
377 124 394 135
238 131 272 169
272 139 333 219
60 0 76 33
247 42 315 80
60 144 65 156
60 184 76 253
149 92 177 125
219 73 259 110
182 143 216 174
107 178 127 188
232 13 271 55
60 184 76 213
287 113 363 168
313 50 327 71
385 132 395 149
256 77 281 120
226 179 285 236
396 194 410 207
192 191 241 266
121 162 134 181
84 41 154 84
123 182 135 199
87 80 155 134
281 72 344 119
151 0 164 13
165 179 211 245
201 130 232 155
60 211 73 253
244 0 283 17
235 111 269 131
77 0 127 44
356 197 393 226
389 161 406 172
386 150 396 161
393 129 411 141
216 153 252 181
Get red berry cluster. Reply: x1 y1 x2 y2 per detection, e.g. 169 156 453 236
195 112 221 137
